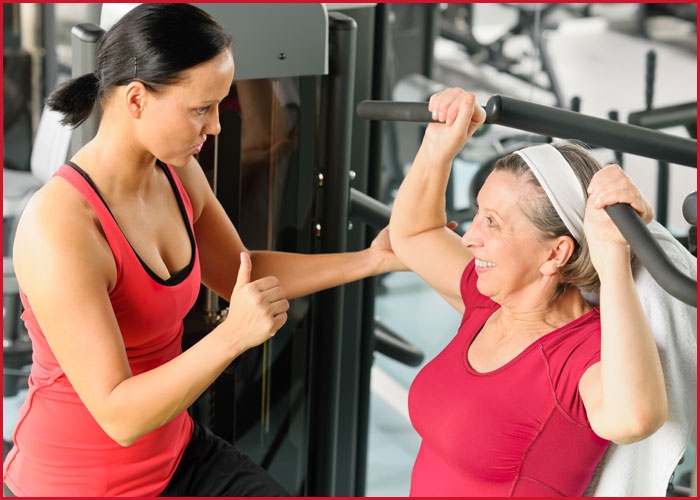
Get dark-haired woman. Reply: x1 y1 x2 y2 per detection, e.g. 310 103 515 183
2 4 401 496
389 88 668 496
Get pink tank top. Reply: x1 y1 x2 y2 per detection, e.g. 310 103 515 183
408 261 609 496
3 162 200 496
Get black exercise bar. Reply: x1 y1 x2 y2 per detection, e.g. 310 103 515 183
356 95 697 167
356 100 434 123
356 96 697 307
485 95 696 167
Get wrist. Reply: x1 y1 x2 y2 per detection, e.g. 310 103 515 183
360 248 382 278
367 246 407 276
415 143 453 169
592 243 632 283
210 319 249 360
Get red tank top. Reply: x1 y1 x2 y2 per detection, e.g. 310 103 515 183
3 162 200 496
408 261 609 496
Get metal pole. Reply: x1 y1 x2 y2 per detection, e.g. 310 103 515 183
307 11 357 496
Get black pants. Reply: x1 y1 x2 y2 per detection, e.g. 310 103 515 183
159 421 289 497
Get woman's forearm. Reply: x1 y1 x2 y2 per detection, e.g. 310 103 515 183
250 249 379 299
98 322 247 446
391 89 484 242
390 147 452 241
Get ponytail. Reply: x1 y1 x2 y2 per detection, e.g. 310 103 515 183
45 72 100 128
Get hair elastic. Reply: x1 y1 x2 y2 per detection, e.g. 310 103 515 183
515 144 586 243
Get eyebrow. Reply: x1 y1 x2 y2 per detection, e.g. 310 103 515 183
198 98 223 106
475 200 505 222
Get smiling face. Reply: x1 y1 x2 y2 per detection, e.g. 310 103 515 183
462 170 555 305
136 50 235 167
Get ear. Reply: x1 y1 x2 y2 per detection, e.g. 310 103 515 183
124 81 148 118
540 236 575 276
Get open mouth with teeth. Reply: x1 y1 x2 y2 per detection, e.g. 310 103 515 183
474 258 495 268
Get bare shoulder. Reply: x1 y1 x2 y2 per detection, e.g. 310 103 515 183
167 156 214 222
13 176 116 293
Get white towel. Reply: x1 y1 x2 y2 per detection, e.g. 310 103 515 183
584 220 697 496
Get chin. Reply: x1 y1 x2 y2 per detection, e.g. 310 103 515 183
160 156 190 168
475 280 490 297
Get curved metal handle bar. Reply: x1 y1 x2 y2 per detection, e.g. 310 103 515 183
356 97 697 307
605 204 696 307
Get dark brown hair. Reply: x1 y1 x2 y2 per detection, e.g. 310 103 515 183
47 3 232 127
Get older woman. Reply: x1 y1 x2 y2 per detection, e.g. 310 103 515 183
389 88 667 496
2 4 402 497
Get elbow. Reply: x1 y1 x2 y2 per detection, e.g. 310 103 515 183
388 234 415 271
388 223 408 258
113 436 138 448
115 439 136 448
607 404 668 445
103 425 140 448
95 415 144 448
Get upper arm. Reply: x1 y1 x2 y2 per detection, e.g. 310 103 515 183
579 361 661 444
174 158 247 299
13 183 133 425
578 361 604 433
390 227 472 313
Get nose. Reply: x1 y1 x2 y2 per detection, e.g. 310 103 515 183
205 107 222 136
461 220 481 249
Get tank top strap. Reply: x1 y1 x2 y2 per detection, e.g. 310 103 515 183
158 161 196 230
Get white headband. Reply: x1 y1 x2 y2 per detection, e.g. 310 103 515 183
515 144 585 243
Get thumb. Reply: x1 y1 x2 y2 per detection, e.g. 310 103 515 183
234 252 252 290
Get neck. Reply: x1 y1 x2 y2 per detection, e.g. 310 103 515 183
497 286 591 337
71 124 159 202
